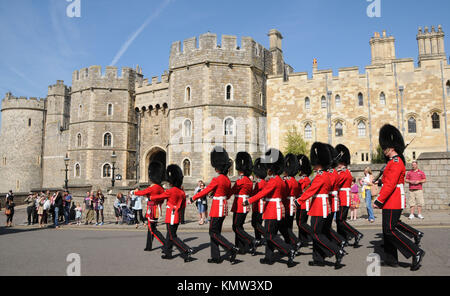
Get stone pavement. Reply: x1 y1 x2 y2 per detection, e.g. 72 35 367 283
5 205 450 232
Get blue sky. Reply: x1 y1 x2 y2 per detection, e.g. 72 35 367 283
0 0 449 117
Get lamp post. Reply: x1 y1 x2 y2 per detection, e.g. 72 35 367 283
64 153 70 190
111 150 117 187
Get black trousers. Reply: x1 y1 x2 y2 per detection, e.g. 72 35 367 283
251 212 265 240
336 206 361 240
280 215 299 246
146 221 166 250
324 213 345 245
133 209 144 224
310 216 340 263
27 206 35 225
209 217 235 260
264 219 292 261
382 209 420 262
164 224 190 255
232 213 254 252
179 207 185 224
296 208 312 244
396 220 421 239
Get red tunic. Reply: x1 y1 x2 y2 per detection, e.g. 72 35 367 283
284 176 301 216
375 156 406 210
296 171 331 218
151 187 186 225
134 184 165 221
231 176 253 214
337 168 353 207
252 179 267 214
192 174 232 218
327 169 340 213
248 175 287 221
298 176 311 210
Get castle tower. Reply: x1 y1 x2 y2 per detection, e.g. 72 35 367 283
42 80 71 189
417 25 446 65
0 93 46 193
168 32 271 183
69 66 138 189
370 30 396 65
268 29 284 75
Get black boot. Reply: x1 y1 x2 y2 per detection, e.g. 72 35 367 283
207 258 223 264
354 233 364 247
229 247 238 264
411 250 425 271
260 257 275 265
184 249 194 263
287 249 296 268
335 249 345 269
414 232 424 246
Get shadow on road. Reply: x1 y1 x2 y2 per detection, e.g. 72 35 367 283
0 226 49 236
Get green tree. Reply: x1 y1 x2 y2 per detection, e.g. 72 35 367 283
371 145 385 164
283 125 309 156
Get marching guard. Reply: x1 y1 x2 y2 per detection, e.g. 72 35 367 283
190 146 238 264
296 154 313 250
294 142 345 269
251 158 268 249
373 124 425 271
231 152 257 255
134 161 166 252
149 164 194 262
335 144 364 247
244 148 296 268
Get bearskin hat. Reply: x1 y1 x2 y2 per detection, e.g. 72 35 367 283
335 144 351 166
297 154 312 176
210 146 232 175
166 164 183 188
310 142 332 169
148 161 165 185
284 153 300 177
235 151 253 177
326 144 340 168
379 124 405 155
253 158 267 180
263 148 285 175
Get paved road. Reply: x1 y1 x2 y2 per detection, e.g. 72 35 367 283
0 225 448 276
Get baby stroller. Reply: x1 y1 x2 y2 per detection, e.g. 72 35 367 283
122 207 135 225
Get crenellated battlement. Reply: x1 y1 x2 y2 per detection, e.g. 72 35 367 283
169 33 271 73
1 92 46 111
136 71 169 90
71 65 137 92
48 80 70 96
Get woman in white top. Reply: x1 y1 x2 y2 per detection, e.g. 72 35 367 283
362 167 375 222
131 192 144 228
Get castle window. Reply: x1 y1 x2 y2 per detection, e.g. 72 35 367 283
260 93 264 106
304 123 312 140
335 122 343 137
74 163 81 178
102 163 112 178
446 81 450 97
358 93 364 106
28 118 31 127
77 133 82 147
224 117 235 136
380 92 386 105
2 157 6 166
103 132 113 147
78 105 82 118
358 121 366 137
408 117 417 134
305 97 310 109
335 95 341 107
321 96 327 109
432 112 440 129
185 86 191 102
107 103 113 116
183 159 191 177
412 151 416 160
183 119 192 137
225 84 233 101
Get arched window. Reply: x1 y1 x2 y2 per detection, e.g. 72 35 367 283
183 159 191 177
304 123 312 140
185 86 191 102
321 96 327 109
305 97 310 109
335 95 341 107
357 121 366 137
408 117 417 134
432 112 440 129
183 119 192 137
102 163 112 178
74 163 81 178
380 92 386 105
107 103 113 116
77 133 82 147
358 93 364 106
335 122 343 137
28 118 31 127
103 132 112 147
446 81 450 97
225 84 233 101
224 117 234 136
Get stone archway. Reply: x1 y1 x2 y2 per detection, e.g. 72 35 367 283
142 146 166 182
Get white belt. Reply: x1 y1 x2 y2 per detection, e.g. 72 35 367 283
289 196 296 216
237 195 249 214
315 194 328 218
397 184 405 209
265 197 283 221
259 199 264 214
305 200 310 212
340 188 351 206
213 196 227 217
167 204 176 225
331 191 338 210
